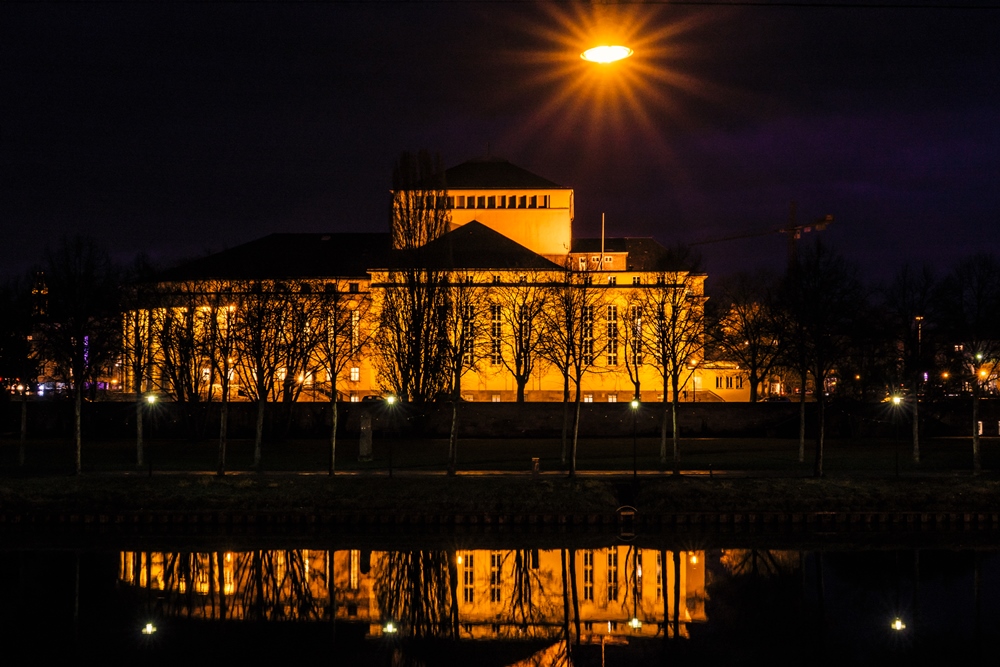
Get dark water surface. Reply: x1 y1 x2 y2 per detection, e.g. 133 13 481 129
2 535 998 665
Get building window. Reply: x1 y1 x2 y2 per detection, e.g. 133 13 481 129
541 194 550 208
350 310 360 355
636 551 643 595
519 195 527 208
350 367 360 382
606 305 618 366
583 550 594 601
607 549 618 602
632 276 642 285
350 394 359 403
493 275 501 284
608 276 617 285
716 376 723 389
528 195 537 208
477 195 486 208
582 305 594 364
604 256 613 266
656 551 662 600
461 304 475 365
608 395 617 403
630 305 643 366
656 275 666 286
462 552 475 603
492 394 501 402
350 550 360 590
457 195 466 208
491 304 503 365
487 195 496 208
490 551 503 603
583 394 593 403
349 282 359 293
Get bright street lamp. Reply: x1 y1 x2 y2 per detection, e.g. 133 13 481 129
581 45 633 64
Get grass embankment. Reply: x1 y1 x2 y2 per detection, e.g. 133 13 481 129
1 474 999 517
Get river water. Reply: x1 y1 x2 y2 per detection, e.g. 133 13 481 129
2 537 997 665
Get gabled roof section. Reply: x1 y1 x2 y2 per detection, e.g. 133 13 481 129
572 237 698 272
157 233 390 282
442 157 569 190
383 221 564 271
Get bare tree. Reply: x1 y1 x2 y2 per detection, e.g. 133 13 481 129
539 271 606 476
373 151 451 403
495 272 551 403
37 237 121 474
315 281 374 474
232 280 287 471
438 273 490 474
639 271 706 473
710 271 784 402
120 257 158 468
779 241 864 477
934 253 1000 475
0 277 38 467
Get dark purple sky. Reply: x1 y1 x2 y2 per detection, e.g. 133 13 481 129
3 2 998 285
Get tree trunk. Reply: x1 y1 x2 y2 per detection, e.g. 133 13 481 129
568 548 580 646
814 394 826 478
74 387 82 475
136 396 145 468
560 374 570 466
570 381 582 478
218 395 228 477
329 397 338 475
254 397 265 472
972 383 981 475
516 379 526 403
660 377 669 468
19 390 27 468
911 376 920 464
798 367 807 463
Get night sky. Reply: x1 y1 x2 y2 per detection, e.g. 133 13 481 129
3 2 999 286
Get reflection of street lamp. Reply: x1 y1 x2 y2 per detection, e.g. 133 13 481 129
891 617 906 631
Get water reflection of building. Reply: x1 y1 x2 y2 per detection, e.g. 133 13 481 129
119 547 706 639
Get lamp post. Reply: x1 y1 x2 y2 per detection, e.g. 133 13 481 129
891 395 902 477
630 399 639 486
145 394 157 476
386 395 397 478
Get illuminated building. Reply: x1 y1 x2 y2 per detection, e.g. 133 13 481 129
125 158 749 403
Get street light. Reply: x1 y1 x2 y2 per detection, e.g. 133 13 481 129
630 399 639 486
580 45 633 64
891 395 903 477
386 396 397 478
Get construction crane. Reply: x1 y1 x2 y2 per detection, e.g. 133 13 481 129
689 202 834 268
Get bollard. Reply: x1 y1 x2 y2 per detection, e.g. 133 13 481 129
531 457 540 477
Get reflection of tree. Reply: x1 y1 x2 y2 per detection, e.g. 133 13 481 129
373 550 455 639
232 550 323 622
720 549 799 578
505 550 552 635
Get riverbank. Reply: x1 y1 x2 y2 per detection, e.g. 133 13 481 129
2 473 999 516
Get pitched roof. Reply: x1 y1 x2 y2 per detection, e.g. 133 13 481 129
383 221 564 271
571 237 697 272
441 157 569 190
157 233 390 282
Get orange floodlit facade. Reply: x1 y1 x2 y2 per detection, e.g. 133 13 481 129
121 158 750 404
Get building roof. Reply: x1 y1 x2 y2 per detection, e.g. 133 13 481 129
571 237 699 272
383 221 564 271
157 233 390 282
441 157 569 190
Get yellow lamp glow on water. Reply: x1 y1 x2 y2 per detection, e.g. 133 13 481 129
581 45 633 63
891 617 906 631
142 622 157 635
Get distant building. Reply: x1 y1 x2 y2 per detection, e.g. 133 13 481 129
124 158 750 403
